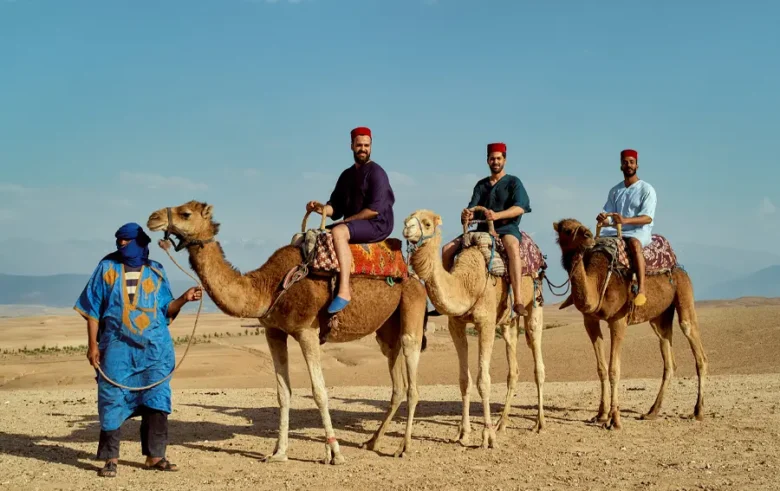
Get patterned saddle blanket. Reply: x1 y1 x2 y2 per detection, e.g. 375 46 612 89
291 230 408 279
460 231 547 278
589 235 678 274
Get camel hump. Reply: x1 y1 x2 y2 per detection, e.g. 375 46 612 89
593 234 678 274
294 230 408 279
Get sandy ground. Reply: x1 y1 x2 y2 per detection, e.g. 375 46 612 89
1 297 780 490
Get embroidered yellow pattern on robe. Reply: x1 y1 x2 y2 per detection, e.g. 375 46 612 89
103 268 118 286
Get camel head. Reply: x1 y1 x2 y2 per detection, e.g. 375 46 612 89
552 218 595 271
147 200 220 250
403 209 442 246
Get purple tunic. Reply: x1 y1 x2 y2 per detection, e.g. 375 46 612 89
326 161 395 244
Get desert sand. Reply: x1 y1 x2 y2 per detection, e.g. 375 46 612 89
1 297 780 490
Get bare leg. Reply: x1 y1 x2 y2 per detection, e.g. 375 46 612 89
475 318 498 449
606 318 627 429
448 317 472 446
583 316 610 423
395 331 421 458
502 235 527 316
642 306 676 420
362 336 403 452
442 237 463 272
524 305 546 432
296 328 345 465
496 318 518 432
331 223 353 302
627 238 647 306
674 274 708 420
264 327 291 462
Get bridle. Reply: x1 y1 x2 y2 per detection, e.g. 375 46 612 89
163 207 216 252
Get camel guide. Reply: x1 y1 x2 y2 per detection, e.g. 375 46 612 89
305 126 396 314
73 223 201 477
596 148 658 306
441 142 532 316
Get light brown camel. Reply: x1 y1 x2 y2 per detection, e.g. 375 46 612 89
552 218 708 430
146 200 429 464
402 208 545 449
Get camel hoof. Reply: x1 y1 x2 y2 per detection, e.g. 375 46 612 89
533 419 545 433
330 453 346 465
393 442 411 458
263 453 288 463
640 412 659 421
481 427 498 449
496 416 510 432
360 438 380 452
588 414 609 424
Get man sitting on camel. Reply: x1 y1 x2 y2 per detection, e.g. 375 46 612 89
440 141 532 316
305 126 396 314
596 148 658 306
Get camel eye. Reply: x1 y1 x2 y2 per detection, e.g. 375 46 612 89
180 211 191 219
423 220 431 227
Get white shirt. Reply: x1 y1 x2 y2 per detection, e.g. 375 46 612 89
601 179 657 247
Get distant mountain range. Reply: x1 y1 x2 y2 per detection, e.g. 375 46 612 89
0 273 219 315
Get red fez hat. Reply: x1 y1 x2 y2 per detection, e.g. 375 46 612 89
487 142 507 154
621 149 638 159
350 126 371 140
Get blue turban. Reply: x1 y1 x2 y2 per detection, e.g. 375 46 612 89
114 222 151 268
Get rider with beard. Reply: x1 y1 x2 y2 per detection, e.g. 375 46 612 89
439 142 532 316
596 148 658 306
306 126 396 314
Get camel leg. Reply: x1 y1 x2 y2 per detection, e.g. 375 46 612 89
394 330 422 458
496 319 518 432
264 327 291 463
675 283 708 420
641 306 676 420
448 317 472 446
295 328 345 465
524 305 546 432
605 318 627 430
475 318 498 449
362 335 403 452
583 315 610 424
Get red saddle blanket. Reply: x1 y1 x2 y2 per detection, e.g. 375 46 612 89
594 235 678 274
311 233 409 279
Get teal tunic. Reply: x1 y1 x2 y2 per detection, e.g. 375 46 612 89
467 174 531 241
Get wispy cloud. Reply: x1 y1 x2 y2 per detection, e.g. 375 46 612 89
243 168 261 178
760 197 776 216
544 185 575 202
119 171 208 191
388 171 417 187
0 183 33 195
0 209 17 222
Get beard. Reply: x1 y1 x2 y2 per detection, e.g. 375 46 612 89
354 150 370 164
490 163 504 175
622 168 636 178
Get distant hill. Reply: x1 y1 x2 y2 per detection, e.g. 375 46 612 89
697 265 780 300
0 273 219 314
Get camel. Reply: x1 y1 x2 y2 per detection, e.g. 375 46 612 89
147 200 429 464
552 218 708 430
402 207 546 449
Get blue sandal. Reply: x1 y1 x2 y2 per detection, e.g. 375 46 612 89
327 296 351 314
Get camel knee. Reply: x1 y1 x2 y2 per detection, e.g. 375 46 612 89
679 320 692 337
609 368 619 383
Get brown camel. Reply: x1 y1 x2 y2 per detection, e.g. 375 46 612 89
552 218 708 430
402 208 546 449
147 200 429 464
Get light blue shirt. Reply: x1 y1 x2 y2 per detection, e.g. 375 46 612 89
601 179 657 247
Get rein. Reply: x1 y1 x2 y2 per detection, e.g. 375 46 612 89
95 241 204 392
163 207 215 252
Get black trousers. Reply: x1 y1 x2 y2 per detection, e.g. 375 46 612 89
96 406 168 460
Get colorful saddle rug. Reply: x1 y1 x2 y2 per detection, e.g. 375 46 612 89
589 235 678 275
291 230 408 279
461 231 547 278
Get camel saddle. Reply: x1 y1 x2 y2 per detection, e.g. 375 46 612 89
589 234 678 275
291 229 409 280
460 231 548 279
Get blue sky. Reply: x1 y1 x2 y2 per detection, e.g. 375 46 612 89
1 0 778 285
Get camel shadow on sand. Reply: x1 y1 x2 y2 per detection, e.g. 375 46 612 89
0 394 644 471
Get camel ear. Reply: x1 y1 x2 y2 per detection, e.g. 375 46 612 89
202 204 213 219
434 214 442 227
552 221 559 232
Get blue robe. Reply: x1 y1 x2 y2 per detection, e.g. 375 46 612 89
74 257 176 431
